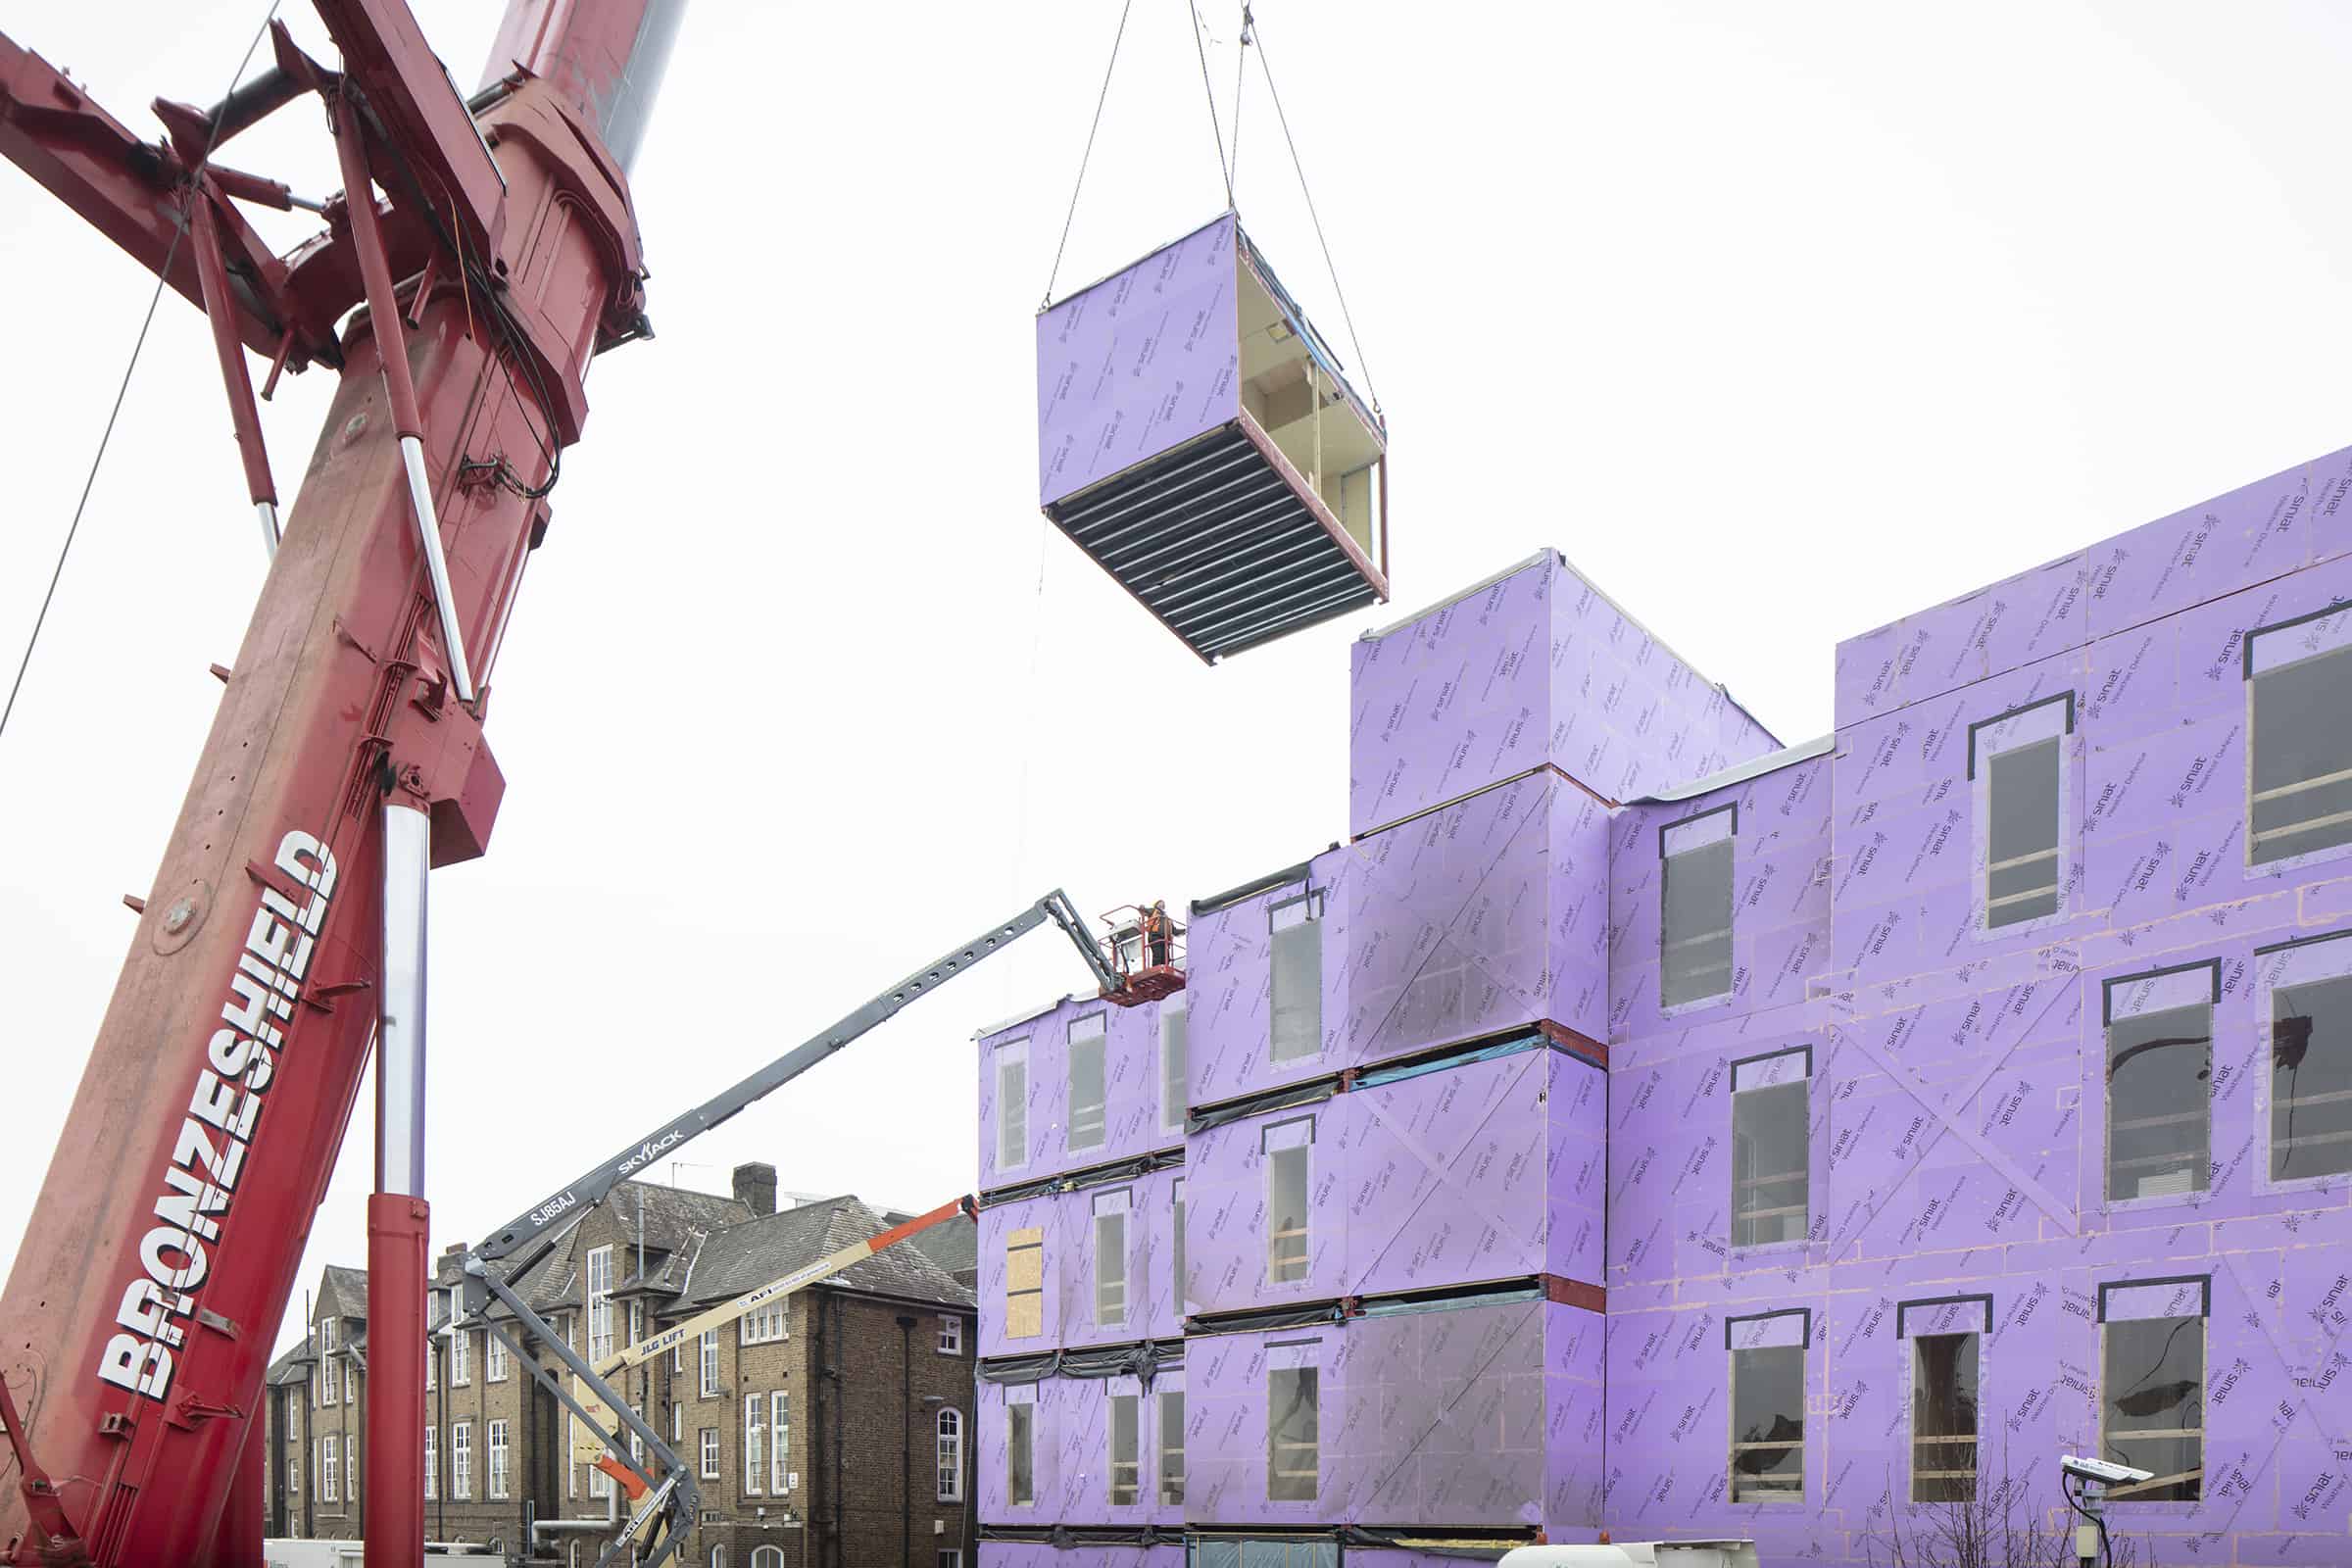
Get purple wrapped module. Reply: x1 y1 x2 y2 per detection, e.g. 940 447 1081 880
971 443 2352 1561
1183 1297 1602 1533
1037 216 1391 662
1182 1046 1603 1317
979 994 1183 1193
1348 553 1780 839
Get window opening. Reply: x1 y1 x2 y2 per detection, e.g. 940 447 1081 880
1662 806 1736 1008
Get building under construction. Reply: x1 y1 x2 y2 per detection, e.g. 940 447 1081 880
969 443 2352 1567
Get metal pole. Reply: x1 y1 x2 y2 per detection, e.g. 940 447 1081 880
367 802 432 1568
189 191 282 562
331 87 476 706
378 804 429 1197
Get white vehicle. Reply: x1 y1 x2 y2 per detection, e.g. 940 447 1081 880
1499 1542 1760 1568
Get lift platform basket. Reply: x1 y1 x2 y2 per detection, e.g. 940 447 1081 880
1037 213 1389 662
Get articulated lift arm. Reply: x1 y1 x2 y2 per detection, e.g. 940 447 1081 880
455 891 1118 1567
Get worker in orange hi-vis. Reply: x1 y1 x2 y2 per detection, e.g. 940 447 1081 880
1144 900 1171 968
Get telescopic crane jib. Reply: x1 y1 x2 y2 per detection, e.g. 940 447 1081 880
0 0 1226 1562
0 1 682 1563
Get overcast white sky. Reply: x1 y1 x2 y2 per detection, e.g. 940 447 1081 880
4 1 2351 1357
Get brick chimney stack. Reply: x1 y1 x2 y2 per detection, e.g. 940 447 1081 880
733 1161 778 1217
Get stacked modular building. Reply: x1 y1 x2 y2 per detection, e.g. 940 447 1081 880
977 442 2352 1565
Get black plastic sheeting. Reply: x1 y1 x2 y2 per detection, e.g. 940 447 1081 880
979 1525 1185 1546
978 1147 1186 1209
1186 1073 1341 1136
976 1338 1183 1386
1184 1280 1547 1341
1191 855 1326 917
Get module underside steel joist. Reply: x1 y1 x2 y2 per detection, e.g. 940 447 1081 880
1047 421 1385 662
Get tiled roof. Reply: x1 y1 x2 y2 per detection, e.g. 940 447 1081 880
265 1343 311 1387
320 1264 368 1321
681 1196 975 1312
607 1180 754 1253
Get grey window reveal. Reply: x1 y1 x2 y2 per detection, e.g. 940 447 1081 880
1986 738 2062 928
1662 808 1736 1008
1264 1117 1314 1284
1162 1004 1189 1132
2272 971 2352 1182
1270 891 1324 1063
1267 1364 1319 1501
1158 1389 1185 1505
1006 1399 1035 1506
2101 1316 2204 1500
1730 1344 1803 1502
1911 1332 1980 1502
1094 1190 1129 1326
1171 1177 1187 1311
997 1041 1027 1171
1108 1392 1141 1505
2107 1003 2212 1202
1731 1071 1808 1248
1068 1015 1107 1152
2248 612 2352 865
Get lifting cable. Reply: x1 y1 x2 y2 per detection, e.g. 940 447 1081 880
1039 0 1137 309
1187 0 1236 210
1248 5 1382 416
0 0 285 749
1226 4 1251 195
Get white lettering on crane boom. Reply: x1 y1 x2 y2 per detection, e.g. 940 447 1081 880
97 829 336 1401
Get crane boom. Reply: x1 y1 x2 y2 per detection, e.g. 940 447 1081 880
0 3 678 1563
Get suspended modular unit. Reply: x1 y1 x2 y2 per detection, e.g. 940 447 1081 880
1037 214 1389 662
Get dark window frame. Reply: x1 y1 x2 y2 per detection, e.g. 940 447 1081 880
1268 888 1327 1065
1729 1049 1812 1250
2254 929 2352 1186
2099 962 2220 1205
2243 600 2352 868
1968 693 2074 931
1660 803 1739 1010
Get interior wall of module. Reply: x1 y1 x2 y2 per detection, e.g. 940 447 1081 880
980 995 1185 1194
1182 1298 1603 1534
1348 553 1781 839
1035 215 1390 662
1182 1046 1602 1318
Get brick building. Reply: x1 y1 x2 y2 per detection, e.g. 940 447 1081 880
263 1163 978 1566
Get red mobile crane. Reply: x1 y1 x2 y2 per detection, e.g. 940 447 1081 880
0 4 1156 1565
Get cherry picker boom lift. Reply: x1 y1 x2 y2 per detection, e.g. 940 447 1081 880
449 893 1120 1565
